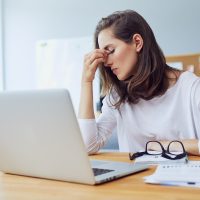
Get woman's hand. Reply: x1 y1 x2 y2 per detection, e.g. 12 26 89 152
79 49 108 119
82 49 107 83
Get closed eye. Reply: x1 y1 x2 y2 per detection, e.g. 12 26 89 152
107 49 115 54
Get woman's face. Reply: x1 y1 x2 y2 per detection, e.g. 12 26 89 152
98 28 139 81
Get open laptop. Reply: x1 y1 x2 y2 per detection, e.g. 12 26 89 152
0 89 148 185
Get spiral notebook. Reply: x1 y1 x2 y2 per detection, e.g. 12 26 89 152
144 161 200 187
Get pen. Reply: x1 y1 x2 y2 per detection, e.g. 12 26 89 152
159 181 198 187
187 182 196 185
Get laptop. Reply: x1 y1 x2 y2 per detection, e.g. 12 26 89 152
0 89 148 185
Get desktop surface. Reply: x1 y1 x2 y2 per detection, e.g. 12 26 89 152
0 152 200 200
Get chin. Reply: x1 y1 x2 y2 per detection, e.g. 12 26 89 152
117 75 130 81
116 73 124 80
116 76 124 81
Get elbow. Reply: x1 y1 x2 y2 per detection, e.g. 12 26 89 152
82 135 103 155
85 140 102 155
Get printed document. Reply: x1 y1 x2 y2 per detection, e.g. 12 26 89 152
144 161 200 187
134 151 188 165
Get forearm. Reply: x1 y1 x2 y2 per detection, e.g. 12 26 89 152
79 49 107 119
78 82 95 119
160 139 200 156
181 139 199 156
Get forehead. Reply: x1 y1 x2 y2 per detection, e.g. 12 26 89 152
98 28 120 49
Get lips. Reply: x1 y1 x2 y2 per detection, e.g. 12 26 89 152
111 68 118 75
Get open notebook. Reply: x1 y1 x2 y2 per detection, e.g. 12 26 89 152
144 161 200 187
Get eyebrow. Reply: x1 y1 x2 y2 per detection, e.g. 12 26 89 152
103 44 114 50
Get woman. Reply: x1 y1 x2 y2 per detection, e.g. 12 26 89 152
78 10 200 156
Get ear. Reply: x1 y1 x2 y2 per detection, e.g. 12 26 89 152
132 34 143 53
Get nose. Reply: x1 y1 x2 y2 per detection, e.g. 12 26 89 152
104 55 112 67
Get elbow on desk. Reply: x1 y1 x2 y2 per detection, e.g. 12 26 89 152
82 138 102 155
85 143 101 155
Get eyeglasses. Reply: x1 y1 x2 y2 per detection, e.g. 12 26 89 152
129 140 187 160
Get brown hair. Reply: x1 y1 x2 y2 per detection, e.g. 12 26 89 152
94 10 178 108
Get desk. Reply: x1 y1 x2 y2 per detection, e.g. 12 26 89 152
0 152 200 200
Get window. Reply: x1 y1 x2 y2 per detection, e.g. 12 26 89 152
36 36 100 115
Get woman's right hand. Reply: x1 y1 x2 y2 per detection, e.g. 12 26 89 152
82 49 107 83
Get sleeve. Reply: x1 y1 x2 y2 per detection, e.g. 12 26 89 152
198 140 200 155
194 78 200 154
191 78 200 153
78 95 117 155
194 80 200 111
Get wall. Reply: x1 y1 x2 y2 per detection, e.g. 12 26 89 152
0 0 4 90
2 0 200 96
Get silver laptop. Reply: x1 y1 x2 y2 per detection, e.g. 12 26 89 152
0 89 148 185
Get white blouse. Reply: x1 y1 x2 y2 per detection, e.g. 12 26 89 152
79 71 200 154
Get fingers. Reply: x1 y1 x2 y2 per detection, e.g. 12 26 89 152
83 49 108 82
84 49 107 66
89 57 105 72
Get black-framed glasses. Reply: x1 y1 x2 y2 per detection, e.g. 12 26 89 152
129 140 187 160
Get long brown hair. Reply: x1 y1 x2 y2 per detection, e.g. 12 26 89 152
94 10 177 108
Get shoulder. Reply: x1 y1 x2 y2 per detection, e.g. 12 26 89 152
181 70 199 80
164 71 199 103
177 71 200 107
189 73 200 107
167 70 198 87
176 71 199 89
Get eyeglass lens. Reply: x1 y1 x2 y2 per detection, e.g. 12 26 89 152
146 141 163 155
129 140 186 161
167 141 184 155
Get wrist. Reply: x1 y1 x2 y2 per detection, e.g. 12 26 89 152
81 81 93 87
198 140 200 155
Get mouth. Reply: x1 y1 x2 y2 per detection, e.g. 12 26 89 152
111 68 118 75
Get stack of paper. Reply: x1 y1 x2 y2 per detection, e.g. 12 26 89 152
144 161 200 187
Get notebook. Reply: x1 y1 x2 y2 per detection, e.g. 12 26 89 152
144 161 200 187
0 89 148 185
134 151 188 165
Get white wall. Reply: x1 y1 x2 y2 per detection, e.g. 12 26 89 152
0 0 4 90
2 0 200 94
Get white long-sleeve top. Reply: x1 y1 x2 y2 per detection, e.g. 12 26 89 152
79 71 200 154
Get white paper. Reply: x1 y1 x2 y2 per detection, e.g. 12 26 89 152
144 161 200 187
134 151 188 165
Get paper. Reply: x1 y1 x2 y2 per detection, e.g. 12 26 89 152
134 151 188 165
144 161 200 187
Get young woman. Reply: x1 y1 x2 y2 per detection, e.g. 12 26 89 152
78 10 200 156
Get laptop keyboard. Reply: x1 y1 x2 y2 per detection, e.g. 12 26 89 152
92 168 114 176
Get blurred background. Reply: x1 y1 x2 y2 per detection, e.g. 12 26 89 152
0 0 200 149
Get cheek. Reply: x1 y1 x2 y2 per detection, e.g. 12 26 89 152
114 50 128 64
129 53 138 69
117 50 138 70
